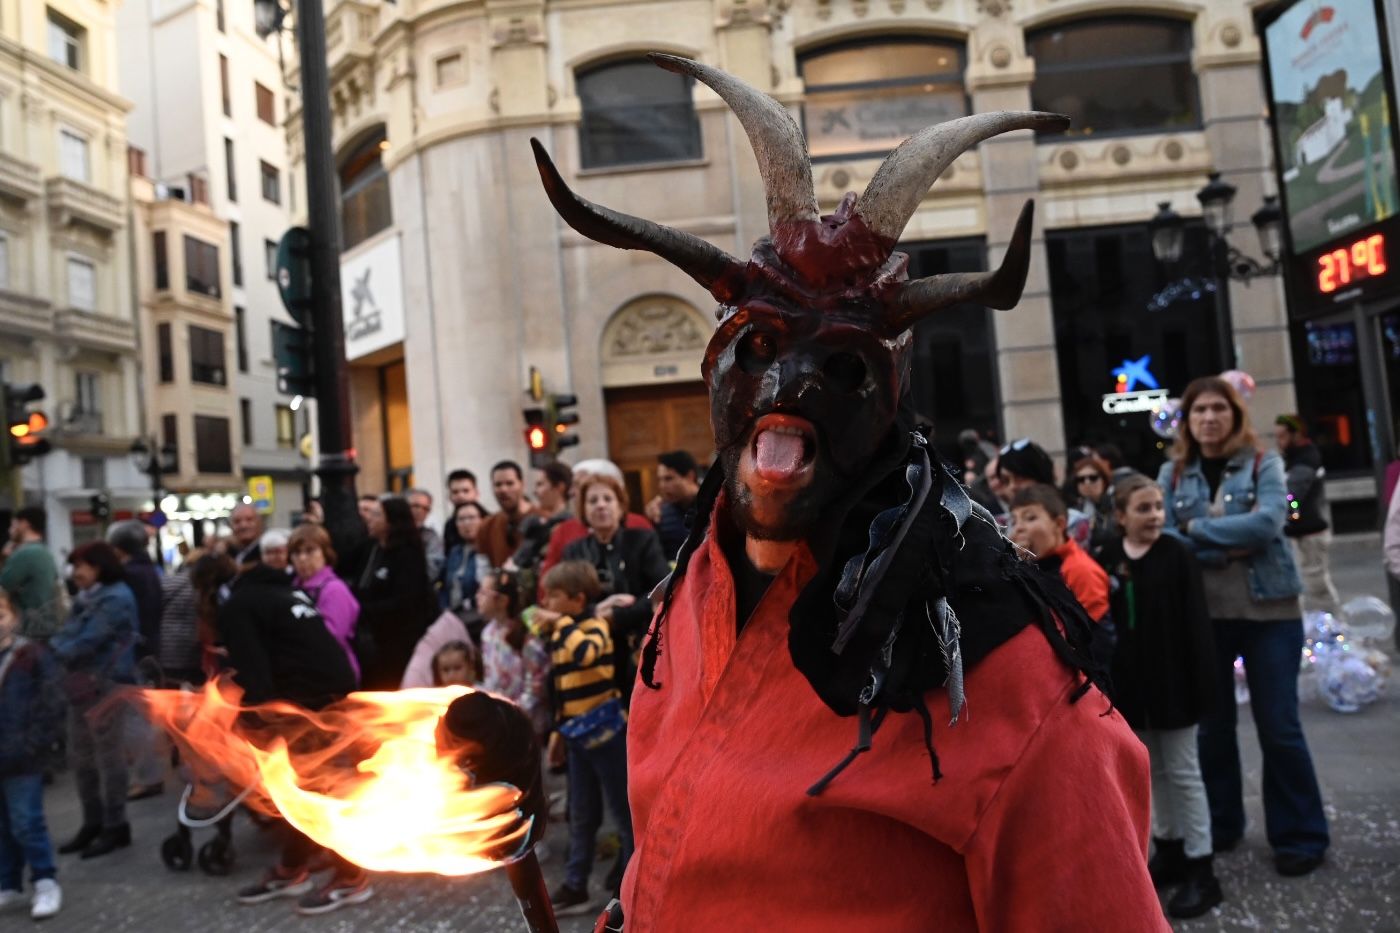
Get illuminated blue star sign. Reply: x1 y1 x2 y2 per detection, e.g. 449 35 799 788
1113 355 1160 393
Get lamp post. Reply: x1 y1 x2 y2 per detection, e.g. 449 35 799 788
129 437 177 568
1149 172 1286 372
255 0 360 556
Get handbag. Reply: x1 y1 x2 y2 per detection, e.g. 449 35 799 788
557 697 626 750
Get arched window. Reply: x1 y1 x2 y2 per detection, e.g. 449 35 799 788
1028 17 1199 137
577 58 702 169
799 37 966 160
339 128 392 251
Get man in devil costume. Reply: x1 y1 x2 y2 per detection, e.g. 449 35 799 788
533 55 1167 931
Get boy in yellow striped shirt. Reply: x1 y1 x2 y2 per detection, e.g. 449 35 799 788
537 561 633 915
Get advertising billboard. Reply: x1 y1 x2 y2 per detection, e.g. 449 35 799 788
1265 0 1396 253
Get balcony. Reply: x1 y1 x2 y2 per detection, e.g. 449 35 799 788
53 308 137 353
0 151 43 203
46 176 124 235
0 290 52 339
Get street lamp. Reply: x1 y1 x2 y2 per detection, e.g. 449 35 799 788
253 0 286 38
1149 172 1284 371
129 437 178 568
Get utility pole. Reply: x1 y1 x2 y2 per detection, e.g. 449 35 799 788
292 0 359 553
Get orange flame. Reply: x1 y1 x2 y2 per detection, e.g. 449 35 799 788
138 679 530 875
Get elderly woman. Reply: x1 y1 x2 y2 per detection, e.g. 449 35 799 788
1158 375 1328 877
49 542 139 860
289 524 361 687
258 530 291 574
562 473 669 699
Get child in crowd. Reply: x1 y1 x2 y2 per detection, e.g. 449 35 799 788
432 641 476 687
535 561 632 917
0 588 64 920
1009 483 1110 622
1100 474 1222 919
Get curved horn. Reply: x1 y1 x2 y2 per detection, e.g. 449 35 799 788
650 53 819 231
858 112 1069 242
888 199 1037 332
531 138 745 300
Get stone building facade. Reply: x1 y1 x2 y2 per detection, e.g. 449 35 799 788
0 0 145 554
291 0 1296 510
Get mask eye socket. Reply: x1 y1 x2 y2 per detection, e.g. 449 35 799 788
737 331 778 374
823 352 868 393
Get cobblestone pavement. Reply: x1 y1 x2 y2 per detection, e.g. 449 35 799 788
12 535 1397 931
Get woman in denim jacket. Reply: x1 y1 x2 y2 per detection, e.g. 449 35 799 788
1158 375 1328 877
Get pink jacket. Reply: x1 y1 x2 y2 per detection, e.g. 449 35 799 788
297 566 360 685
401 611 473 689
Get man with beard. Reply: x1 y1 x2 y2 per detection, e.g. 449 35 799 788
533 56 1165 930
478 461 534 567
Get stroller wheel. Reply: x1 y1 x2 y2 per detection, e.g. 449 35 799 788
161 829 193 871
198 836 235 875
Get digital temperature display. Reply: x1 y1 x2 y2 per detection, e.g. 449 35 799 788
1317 233 1388 294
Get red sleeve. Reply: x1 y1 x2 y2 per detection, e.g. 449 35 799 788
962 694 1167 932
1061 552 1110 621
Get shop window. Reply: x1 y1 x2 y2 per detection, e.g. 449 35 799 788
339 129 393 251
799 38 967 160
275 404 295 449
220 55 231 116
1046 221 1221 473
1292 319 1372 473
577 58 702 169
260 161 281 204
189 325 226 386
195 415 233 474
183 235 220 298
256 82 275 125
47 10 84 71
59 129 89 182
225 138 237 202
1028 17 1199 137
157 322 174 383
67 256 95 311
899 237 1001 449
162 413 179 473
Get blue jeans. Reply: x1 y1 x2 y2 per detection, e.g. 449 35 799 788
0 774 57 890
1198 619 1329 858
563 729 633 892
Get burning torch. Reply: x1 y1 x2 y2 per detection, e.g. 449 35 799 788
437 690 557 933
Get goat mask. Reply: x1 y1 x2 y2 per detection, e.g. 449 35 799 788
533 54 1066 539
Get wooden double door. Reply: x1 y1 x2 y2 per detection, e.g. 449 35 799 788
605 381 714 510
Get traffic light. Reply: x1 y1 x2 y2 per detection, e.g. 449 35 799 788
551 394 579 452
4 383 52 468
89 492 111 523
523 407 550 468
272 321 315 397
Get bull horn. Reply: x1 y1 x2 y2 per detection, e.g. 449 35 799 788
857 112 1069 243
531 138 746 300
650 53 819 232
888 199 1037 332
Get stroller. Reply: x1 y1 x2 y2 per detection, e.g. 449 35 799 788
160 781 253 875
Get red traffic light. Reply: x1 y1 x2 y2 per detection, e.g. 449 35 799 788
10 411 47 440
525 425 549 451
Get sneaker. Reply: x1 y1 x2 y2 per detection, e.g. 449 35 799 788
0 889 25 911
236 868 314 904
294 875 375 915
550 883 593 917
31 879 62 920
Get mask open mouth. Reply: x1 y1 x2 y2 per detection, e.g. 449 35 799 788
750 413 818 486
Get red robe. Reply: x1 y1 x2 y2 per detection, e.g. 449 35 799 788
620 502 1168 931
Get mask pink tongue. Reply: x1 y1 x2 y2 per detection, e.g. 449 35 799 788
755 430 805 475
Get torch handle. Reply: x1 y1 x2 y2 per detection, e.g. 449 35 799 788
504 850 559 933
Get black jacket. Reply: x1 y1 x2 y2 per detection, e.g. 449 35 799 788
217 564 355 709
563 528 670 645
123 553 163 659
1101 535 1216 730
351 541 436 690
1282 443 1329 537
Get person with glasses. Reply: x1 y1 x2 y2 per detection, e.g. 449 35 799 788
1069 455 1119 558
407 489 445 583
